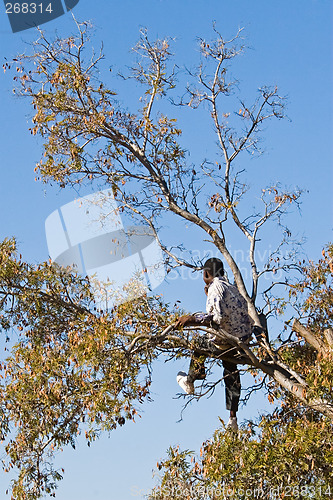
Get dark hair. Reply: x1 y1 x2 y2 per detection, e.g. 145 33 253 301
203 258 224 278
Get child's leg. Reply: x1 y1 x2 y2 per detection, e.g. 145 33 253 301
222 359 240 413
187 352 206 383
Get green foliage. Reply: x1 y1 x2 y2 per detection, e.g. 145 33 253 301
296 243 333 332
0 238 172 498
149 416 333 499
281 244 333 407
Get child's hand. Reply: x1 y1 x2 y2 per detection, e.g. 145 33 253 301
174 315 196 328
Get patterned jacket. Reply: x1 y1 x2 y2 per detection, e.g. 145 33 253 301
198 277 253 339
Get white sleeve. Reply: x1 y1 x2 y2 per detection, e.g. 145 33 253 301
206 279 225 324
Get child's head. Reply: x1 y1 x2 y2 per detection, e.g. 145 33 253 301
203 258 224 284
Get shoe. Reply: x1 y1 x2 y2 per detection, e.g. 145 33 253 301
227 417 238 431
176 371 195 395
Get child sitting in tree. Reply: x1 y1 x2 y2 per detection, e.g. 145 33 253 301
175 258 253 430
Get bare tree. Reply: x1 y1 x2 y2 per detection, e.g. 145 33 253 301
1 21 333 497
5 21 333 418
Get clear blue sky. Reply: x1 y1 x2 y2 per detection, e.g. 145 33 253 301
0 1 332 499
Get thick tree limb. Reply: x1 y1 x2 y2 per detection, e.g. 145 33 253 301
324 328 333 348
292 319 326 353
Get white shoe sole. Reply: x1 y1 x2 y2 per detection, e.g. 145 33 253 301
177 371 195 395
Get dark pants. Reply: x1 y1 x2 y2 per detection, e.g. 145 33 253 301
187 341 241 412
